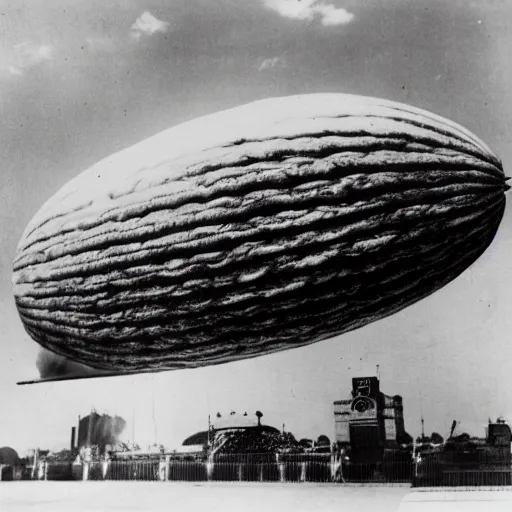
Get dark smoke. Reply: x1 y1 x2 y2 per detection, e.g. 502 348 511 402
36 348 109 380
77 412 127 451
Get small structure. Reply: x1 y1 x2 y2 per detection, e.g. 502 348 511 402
415 418 512 487
0 446 22 481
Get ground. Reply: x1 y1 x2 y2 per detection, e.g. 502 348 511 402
0 481 410 512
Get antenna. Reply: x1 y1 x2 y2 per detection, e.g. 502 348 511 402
151 375 157 445
449 420 457 439
417 376 425 441
132 407 135 447
206 393 211 448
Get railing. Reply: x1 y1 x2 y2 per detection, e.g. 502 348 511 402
206 453 334 483
1 452 411 483
2 450 510 486
106 460 160 481
413 450 512 487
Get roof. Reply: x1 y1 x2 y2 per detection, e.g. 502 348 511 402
182 425 280 446
182 431 209 446
0 446 20 465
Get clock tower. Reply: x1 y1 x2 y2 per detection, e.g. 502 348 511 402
334 375 409 464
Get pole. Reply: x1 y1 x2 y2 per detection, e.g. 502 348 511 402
376 365 380 381
71 427 76 452
206 392 211 449
207 415 211 448
412 438 418 480
152 376 157 446
132 407 135 449
31 449 37 480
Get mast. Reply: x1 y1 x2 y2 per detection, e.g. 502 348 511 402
206 393 211 449
152 376 157 446
132 408 135 448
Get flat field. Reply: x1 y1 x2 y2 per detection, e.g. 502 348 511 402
0 481 410 512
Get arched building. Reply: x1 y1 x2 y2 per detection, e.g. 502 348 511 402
178 411 281 455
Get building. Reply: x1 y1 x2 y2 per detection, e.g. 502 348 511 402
0 446 20 466
0 447 23 481
486 418 512 449
333 376 410 463
178 411 281 455
415 418 512 487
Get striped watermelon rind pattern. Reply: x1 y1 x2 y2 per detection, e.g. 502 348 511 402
12 94 508 371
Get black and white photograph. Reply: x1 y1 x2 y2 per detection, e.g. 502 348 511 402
1 1 511 510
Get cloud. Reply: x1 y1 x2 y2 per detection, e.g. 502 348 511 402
8 41 54 76
258 56 287 71
131 11 170 40
263 0 354 26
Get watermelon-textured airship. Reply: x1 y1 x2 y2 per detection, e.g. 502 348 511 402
13 94 509 383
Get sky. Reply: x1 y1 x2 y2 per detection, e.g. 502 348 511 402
1 0 512 455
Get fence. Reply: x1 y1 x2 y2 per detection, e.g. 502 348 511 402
1 452 412 484
413 450 512 487
3 451 511 486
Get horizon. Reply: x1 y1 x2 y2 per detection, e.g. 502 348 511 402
1 0 512 459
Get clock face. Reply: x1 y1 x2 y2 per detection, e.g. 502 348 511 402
356 385 371 396
351 396 375 413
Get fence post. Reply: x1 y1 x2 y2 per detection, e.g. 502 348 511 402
102 460 109 480
238 464 243 482
277 454 285 484
82 462 89 481
300 462 307 483
330 456 337 483
331 452 343 483
159 458 166 481
0 464 2 481
44 462 47 481
412 452 420 487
